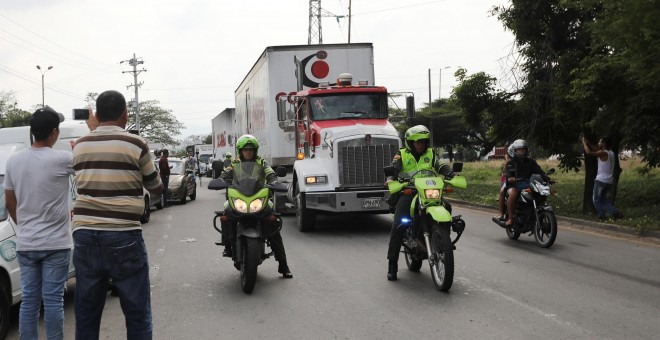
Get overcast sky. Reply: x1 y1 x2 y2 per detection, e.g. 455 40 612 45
1 0 515 139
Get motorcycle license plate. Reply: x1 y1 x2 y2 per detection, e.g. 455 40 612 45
362 198 381 209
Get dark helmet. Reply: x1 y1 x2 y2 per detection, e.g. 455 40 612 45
510 139 529 159
404 125 431 151
236 134 259 160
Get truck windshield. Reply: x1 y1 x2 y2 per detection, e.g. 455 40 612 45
310 93 387 121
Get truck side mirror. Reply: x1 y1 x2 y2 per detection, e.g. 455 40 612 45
406 96 415 119
451 162 463 173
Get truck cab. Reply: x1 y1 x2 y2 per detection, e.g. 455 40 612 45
277 74 407 232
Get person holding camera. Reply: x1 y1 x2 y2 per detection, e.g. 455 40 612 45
72 90 162 339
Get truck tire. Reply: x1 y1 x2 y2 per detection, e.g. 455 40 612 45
295 183 316 232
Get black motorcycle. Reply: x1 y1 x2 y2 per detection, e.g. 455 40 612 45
208 162 287 293
492 169 558 248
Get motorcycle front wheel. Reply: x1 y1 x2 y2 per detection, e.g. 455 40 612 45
240 237 260 294
534 210 557 248
429 224 454 292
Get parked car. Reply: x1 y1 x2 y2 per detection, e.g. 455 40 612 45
141 187 163 224
165 159 196 204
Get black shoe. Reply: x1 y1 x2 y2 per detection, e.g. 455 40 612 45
387 260 398 281
222 247 232 257
278 262 293 278
613 212 624 220
598 215 607 221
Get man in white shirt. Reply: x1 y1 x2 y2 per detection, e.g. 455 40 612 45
582 136 624 221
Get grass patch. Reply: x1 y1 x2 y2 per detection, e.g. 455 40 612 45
451 159 660 233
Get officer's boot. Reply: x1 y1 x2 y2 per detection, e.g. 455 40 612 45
278 261 293 279
387 260 398 281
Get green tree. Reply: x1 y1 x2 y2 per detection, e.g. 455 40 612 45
86 93 184 145
202 134 212 144
126 100 184 145
0 91 32 127
492 0 660 213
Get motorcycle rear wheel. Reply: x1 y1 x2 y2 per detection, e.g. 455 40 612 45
241 238 260 294
404 246 423 272
534 210 557 248
429 224 454 292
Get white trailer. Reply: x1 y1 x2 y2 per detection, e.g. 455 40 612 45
235 43 375 166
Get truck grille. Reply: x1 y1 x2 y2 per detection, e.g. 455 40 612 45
337 138 399 187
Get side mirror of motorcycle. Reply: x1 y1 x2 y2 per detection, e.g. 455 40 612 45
383 166 396 177
208 178 229 190
546 168 556 175
451 162 463 173
275 166 287 177
267 181 288 192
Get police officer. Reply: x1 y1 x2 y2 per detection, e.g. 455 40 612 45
221 135 293 278
385 125 453 281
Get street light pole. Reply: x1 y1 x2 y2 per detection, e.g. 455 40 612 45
36 65 53 107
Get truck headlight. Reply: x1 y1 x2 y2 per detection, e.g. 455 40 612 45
233 199 248 213
305 176 327 184
249 198 264 212
424 189 440 199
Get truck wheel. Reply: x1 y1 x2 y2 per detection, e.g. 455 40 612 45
295 183 316 232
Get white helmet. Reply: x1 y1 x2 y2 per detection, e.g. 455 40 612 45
510 139 529 159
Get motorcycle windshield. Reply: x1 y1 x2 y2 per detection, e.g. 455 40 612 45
231 161 266 197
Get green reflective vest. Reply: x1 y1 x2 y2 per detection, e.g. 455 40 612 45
399 148 435 179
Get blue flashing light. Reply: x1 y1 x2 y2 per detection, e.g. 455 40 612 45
400 217 411 224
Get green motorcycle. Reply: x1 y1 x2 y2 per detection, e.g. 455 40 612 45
384 163 467 292
208 161 287 293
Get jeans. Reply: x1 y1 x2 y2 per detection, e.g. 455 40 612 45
17 249 71 340
593 180 619 218
73 229 152 340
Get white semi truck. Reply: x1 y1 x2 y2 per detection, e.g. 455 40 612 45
234 43 414 231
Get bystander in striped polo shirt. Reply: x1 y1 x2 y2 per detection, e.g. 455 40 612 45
73 126 162 231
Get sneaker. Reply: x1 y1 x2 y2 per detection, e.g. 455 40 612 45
613 212 624 220
598 215 607 221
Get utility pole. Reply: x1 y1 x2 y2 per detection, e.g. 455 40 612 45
36 65 53 107
308 0 322 44
121 53 146 134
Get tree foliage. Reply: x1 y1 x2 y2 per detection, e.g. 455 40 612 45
0 91 32 128
86 93 183 145
126 100 184 146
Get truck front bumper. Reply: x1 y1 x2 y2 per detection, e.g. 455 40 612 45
305 189 391 213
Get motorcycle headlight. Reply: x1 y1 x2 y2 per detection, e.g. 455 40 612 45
233 199 248 213
249 198 264 212
424 189 440 199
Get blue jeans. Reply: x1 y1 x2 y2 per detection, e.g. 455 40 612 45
73 230 152 340
593 180 619 218
17 249 71 340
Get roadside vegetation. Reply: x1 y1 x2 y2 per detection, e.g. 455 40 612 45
451 158 660 234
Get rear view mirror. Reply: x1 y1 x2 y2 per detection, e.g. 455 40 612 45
276 99 287 122
406 96 415 119
452 162 463 173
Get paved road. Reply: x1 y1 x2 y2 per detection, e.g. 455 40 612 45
7 184 660 339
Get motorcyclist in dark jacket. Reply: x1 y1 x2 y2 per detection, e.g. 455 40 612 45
385 125 454 281
503 139 546 226
220 134 292 278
